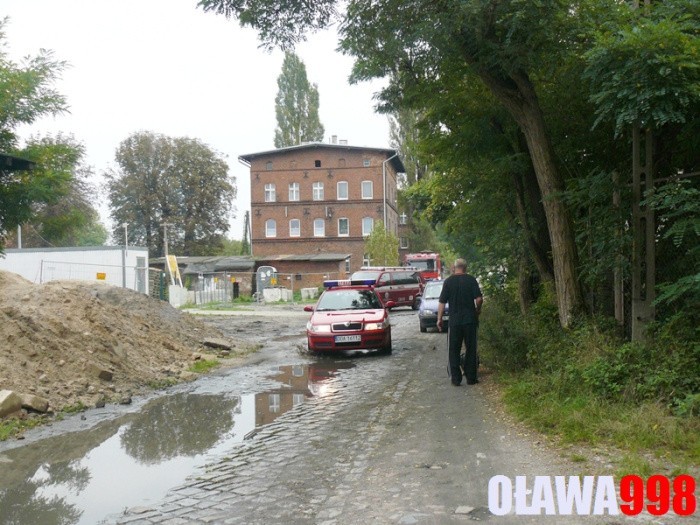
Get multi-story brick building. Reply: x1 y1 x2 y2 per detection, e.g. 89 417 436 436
239 142 405 278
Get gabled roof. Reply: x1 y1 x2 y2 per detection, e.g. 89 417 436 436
239 142 405 173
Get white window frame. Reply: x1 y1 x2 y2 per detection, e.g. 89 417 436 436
400 212 408 225
264 183 276 202
361 180 373 199
337 181 348 200
338 217 349 237
312 182 324 201
265 219 277 237
400 237 409 249
314 218 325 237
288 182 300 201
362 217 374 236
289 219 300 237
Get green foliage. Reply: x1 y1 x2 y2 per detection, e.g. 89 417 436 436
274 52 324 147
363 220 399 266
106 131 236 257
189 358 220 373
0 17 70 250
584 0 700 135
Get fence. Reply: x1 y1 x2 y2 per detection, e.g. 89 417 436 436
187 271 349 305
40 260 148 294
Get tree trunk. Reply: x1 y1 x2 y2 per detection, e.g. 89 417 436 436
478 69 584 327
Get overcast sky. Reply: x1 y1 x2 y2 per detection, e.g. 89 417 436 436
2 0 392 240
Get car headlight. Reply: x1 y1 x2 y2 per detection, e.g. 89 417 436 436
306 322 332 333
422 309 434 316
365 319 390 330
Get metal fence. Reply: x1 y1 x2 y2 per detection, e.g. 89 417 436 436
40 260 148 294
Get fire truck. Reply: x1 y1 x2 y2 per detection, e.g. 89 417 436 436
403 251 442 281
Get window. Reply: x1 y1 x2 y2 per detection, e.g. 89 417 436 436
313 182 324 201
363 159 370 167
314 218 325 237
337 181 348 200
399 212 408 225
289 219 300 237
363 253 371 266
338 218 349 236
362 217 374 236
264 183 276 202
361 181 373 199
400 237 409 249
314 160 321 167
289 182 300 201
265 219 276 237
265 161 273 171
345 258 351 273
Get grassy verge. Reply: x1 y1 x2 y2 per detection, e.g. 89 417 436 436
480 289 700 475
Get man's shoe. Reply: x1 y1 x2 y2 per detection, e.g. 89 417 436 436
451 380 461 386
466 379 479 385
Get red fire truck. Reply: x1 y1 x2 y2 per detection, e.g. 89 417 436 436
404 251 442 281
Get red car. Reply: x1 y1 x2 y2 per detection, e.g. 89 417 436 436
304 280 395 354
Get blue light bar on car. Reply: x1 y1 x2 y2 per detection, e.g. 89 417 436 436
323 279 377 288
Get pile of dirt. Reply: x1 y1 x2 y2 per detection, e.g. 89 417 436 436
0 270 228 413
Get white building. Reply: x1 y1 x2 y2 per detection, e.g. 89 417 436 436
0 246 149 294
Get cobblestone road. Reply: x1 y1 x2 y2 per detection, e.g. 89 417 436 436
102 309 681 525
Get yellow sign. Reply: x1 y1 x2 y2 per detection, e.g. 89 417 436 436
230 276 236 283
96 272 106 280
166 255 183 286
270 277 277 285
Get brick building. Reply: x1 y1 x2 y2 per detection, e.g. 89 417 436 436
239 142 405 277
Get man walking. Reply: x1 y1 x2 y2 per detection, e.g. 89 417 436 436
437 259 483 386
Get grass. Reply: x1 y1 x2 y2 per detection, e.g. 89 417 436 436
189 358 220 373
0 416 46 441
498 370 700 474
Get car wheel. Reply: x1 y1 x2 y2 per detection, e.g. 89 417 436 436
419 322 427 333
412 298 419 310
379 344 392 355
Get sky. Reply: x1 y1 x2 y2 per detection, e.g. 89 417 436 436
2 0 392 241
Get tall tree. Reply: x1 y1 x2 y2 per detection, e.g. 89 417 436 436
273 51 324 147
0 17 69 251
106 131 236 257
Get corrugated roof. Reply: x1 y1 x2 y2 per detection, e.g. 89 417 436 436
258 253 351 263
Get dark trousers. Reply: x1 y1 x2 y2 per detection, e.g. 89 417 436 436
448 322 478 383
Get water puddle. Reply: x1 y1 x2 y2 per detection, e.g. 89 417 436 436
0 360 354 525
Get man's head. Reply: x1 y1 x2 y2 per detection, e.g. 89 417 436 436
453 258 467 273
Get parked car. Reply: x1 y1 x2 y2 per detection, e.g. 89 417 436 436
350 266 422 309
304 279 396 354
418 279 448 332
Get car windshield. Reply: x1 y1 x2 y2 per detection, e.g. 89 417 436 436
350 271 381 281
423 282 443 300
316 289 383 311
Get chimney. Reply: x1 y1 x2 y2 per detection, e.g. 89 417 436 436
339 139 348 145
331 135 338 144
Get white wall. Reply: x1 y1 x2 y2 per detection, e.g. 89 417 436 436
0 246 149 294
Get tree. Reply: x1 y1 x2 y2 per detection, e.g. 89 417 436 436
106 131 236 257
274 51 324 147
198 0 584 327
4 135 107 248
0 17 69 250
364 221 399 266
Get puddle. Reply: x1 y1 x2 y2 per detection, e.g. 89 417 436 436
0 361 354 525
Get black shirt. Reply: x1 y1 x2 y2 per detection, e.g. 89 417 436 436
438 273 482 325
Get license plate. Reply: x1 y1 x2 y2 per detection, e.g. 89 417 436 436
335 335 361 343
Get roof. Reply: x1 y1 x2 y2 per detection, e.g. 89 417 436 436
151 255 256 274
258 253 352 263
0 153 35 173
239 142 405 173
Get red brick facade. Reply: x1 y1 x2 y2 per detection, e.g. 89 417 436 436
240 144 405 274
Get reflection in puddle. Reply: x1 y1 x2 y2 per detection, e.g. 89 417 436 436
0 361 352 525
